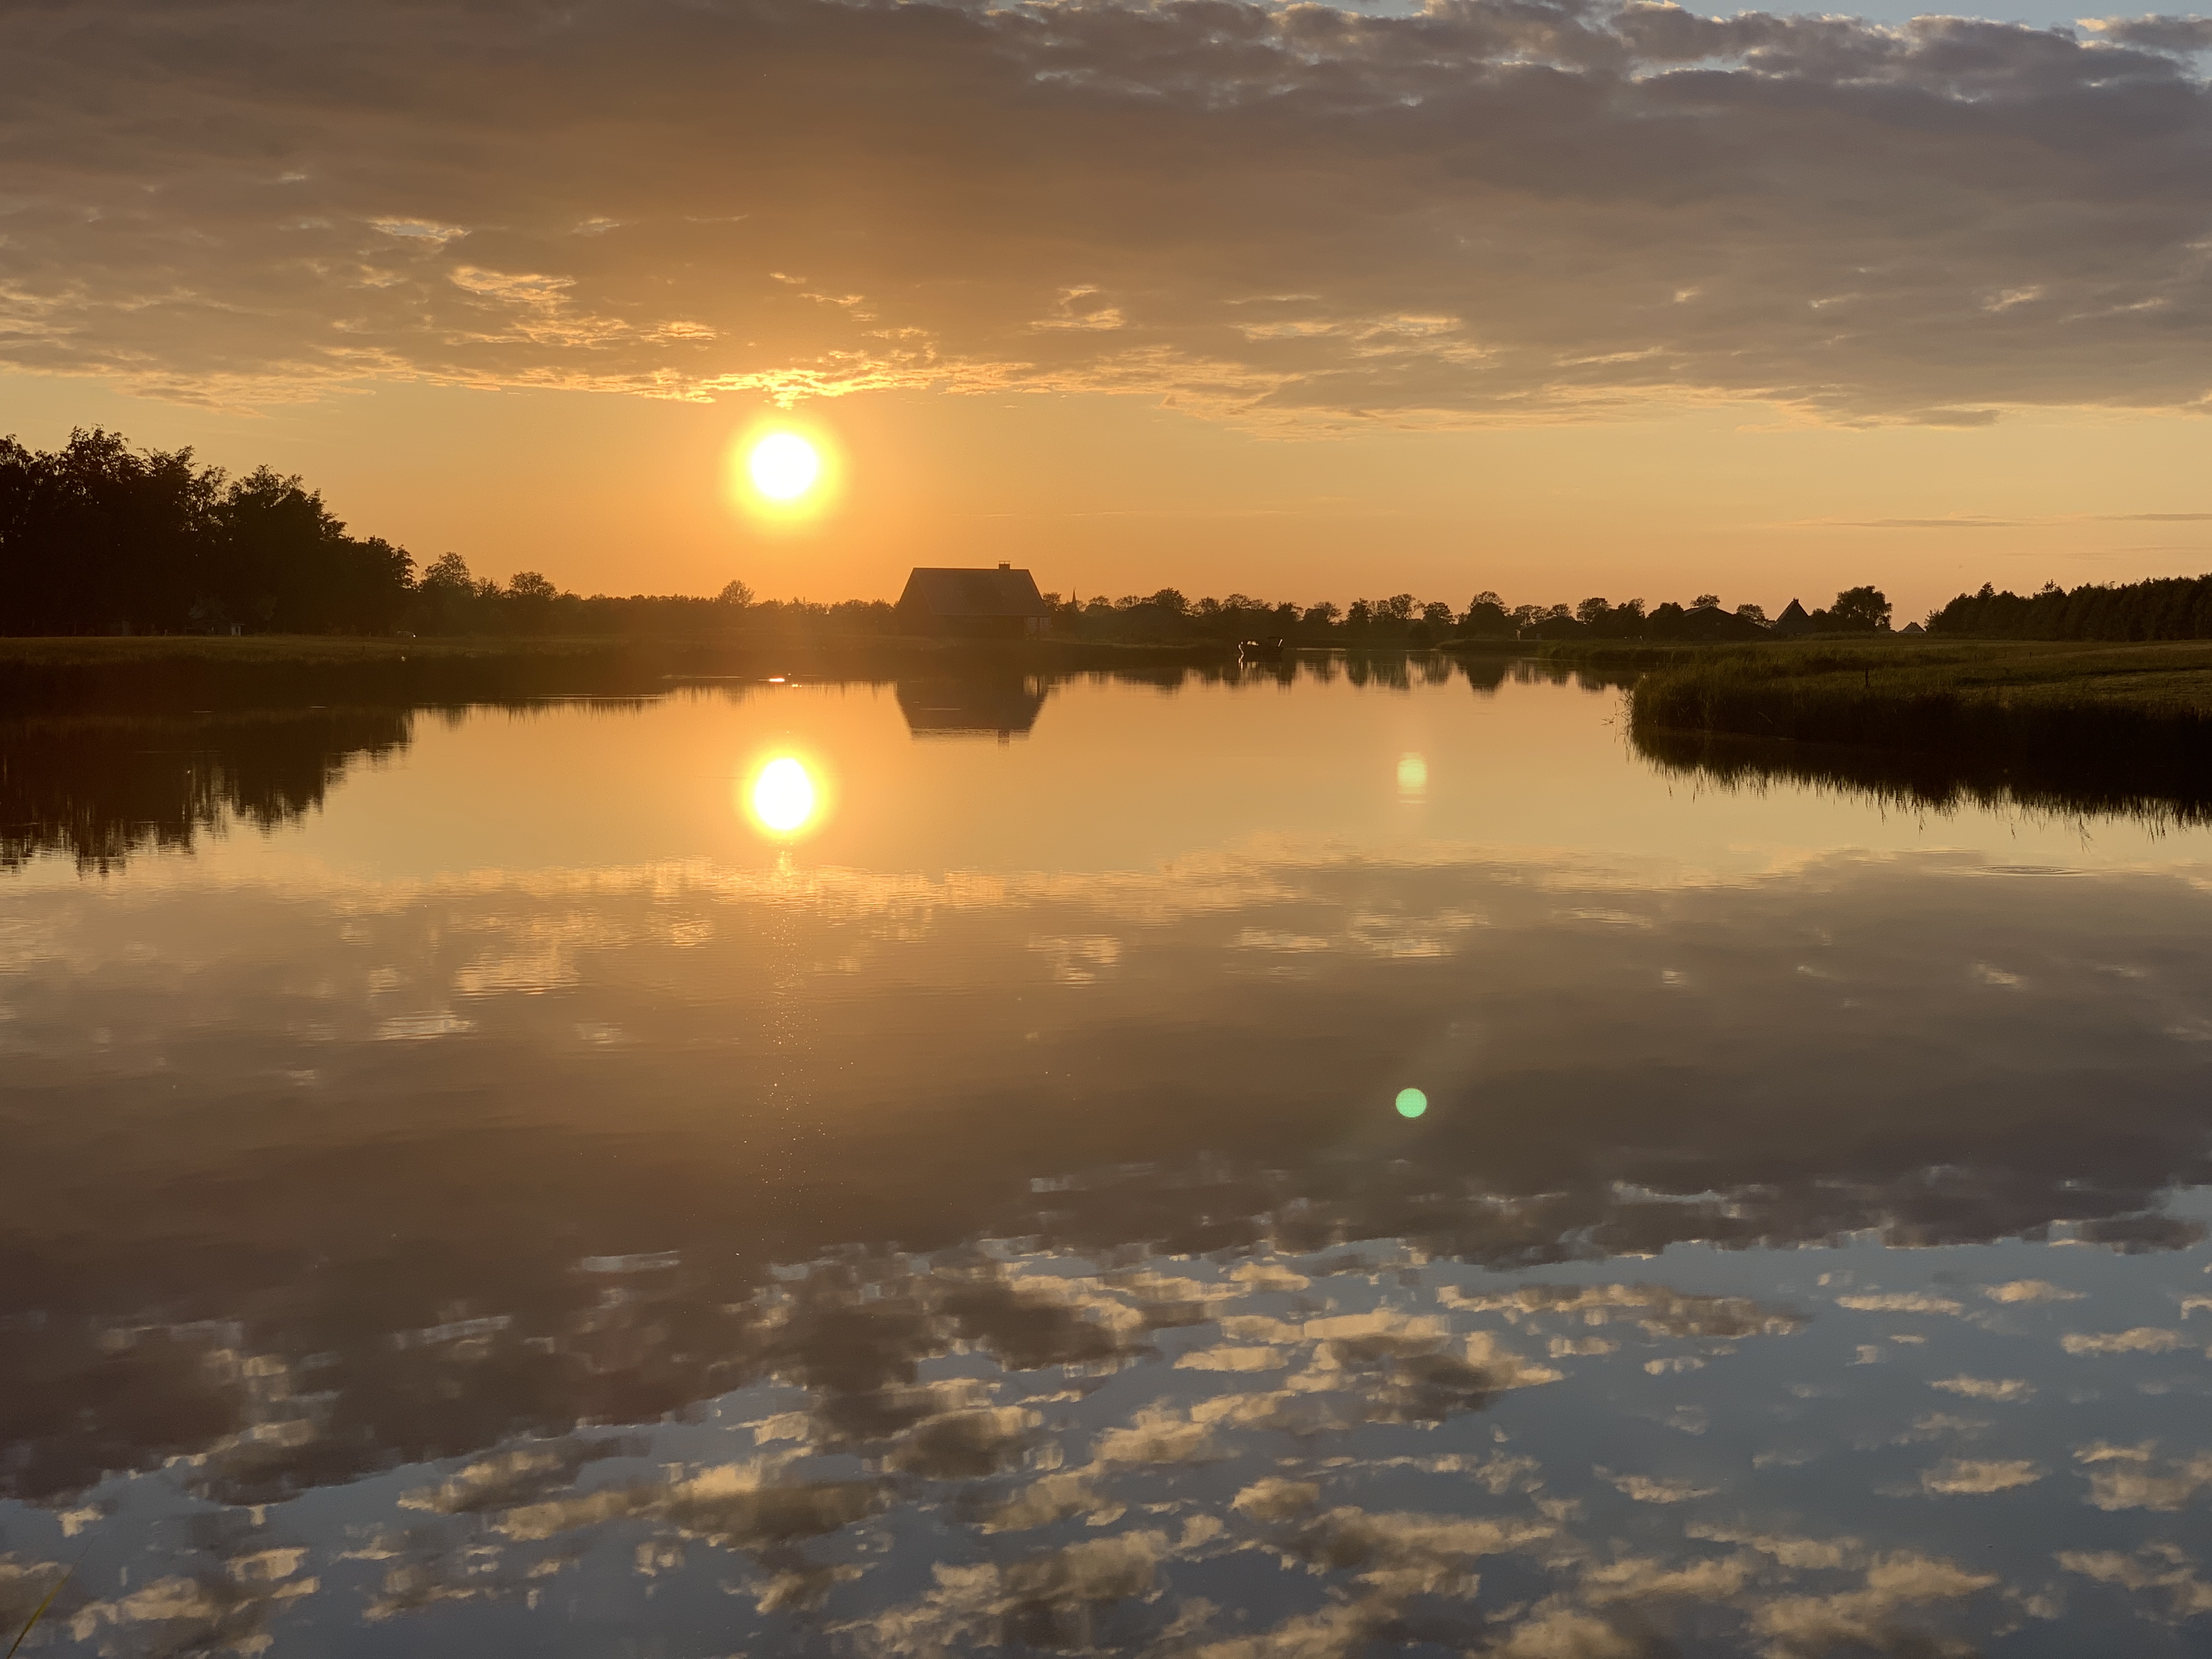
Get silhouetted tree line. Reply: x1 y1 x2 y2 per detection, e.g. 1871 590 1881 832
5 429 1929 645
1059 585 1895 645
0 429 414 635
0 430 904 639
1928 575 2212 640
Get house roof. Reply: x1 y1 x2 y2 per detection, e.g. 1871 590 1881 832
1776 599 1812 623
898 566 1051 618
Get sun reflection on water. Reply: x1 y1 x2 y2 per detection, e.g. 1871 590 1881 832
745 754 821 837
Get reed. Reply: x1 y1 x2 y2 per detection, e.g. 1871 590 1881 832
1628 640 2212 821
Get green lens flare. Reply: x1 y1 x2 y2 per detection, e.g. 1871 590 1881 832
1395 1087 1427 1119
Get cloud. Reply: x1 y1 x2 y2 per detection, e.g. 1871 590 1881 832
2076 1447 2212 1511
1929 1375 2034 1402
1917 1457 2044 1494
1834 517 2027 530
3 0 2211 423
1598 1469 1718 1504
1753 1553 1999 1655
1981 1279 2083 1303
2061 1325 2186 1354
1835 1292 1964 1316
2058 1546 2212 1619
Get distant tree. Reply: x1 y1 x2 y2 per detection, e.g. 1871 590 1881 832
1420 600 1455 630
1147 588 1189 615
1693 592 1720 610
1459 596 1514 637
716 578 755 606
1735 602 1768 623
1830 585 1892 632
1379 594 1415 624
421 552 472 591
507 571 560 601
1302 601 1341 629
1345 599 1373 633
1575 596 1610 625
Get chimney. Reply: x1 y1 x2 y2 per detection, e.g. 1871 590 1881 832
998 562 1010 570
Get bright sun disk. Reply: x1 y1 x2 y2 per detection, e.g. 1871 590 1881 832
748 433 821 502
751 757 817 834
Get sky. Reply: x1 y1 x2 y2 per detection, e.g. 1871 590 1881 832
3 0 2210 621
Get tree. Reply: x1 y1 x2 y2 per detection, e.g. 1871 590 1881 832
1379 594 1415 624
1459 595 1514 637
716 578 755 606
1302 601 1341 628
507 571 559 601
1735 602 1767 623
1830 585 1892 632
1146 588 1189 614
1693 592 1720 610
1575 596 1610 625
421 552 473 592
1420 600 1455 629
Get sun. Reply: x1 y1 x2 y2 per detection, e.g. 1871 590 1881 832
747 433 820 503
726 423 840 526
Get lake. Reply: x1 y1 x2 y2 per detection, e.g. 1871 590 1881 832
4 654 2210 1657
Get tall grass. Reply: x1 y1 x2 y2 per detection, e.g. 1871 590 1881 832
1628 641 2212 822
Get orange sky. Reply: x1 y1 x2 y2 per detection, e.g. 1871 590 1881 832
7 369 2208 626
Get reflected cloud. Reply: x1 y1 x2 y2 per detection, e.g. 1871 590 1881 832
9 670 2212 1652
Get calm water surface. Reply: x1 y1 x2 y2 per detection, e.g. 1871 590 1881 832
4 659 2210 1656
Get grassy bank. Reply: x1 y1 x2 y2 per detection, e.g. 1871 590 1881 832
1630 639 2212 727
1628 640 2212 821
0 633 1232 712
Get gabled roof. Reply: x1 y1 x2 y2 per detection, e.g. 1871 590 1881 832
898 566 1050 618
1776 599 1812 623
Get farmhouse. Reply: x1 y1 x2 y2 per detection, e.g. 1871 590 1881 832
896 565 1053 639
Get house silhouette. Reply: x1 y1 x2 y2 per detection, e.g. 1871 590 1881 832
896 565 1052 639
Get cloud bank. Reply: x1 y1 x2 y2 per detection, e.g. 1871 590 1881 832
3 0 2210 424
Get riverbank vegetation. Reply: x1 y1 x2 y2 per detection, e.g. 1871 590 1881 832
1628 640 2212 822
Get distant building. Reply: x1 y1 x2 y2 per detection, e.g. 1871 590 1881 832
897 565 1052 639
1771 598 1815 638
1661 602 1770 641
1898 620 1926 636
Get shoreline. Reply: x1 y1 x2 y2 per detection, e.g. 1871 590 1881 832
0 633 1241 713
